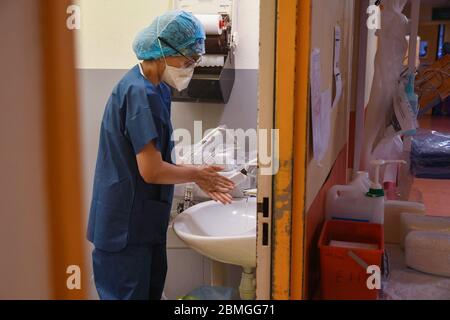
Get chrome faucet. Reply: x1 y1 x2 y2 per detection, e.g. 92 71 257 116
243 188 257 198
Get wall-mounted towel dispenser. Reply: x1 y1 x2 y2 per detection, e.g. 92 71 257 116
172 0 237 104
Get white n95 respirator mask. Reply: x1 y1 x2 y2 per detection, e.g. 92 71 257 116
157 31 195 92
161 64 195 92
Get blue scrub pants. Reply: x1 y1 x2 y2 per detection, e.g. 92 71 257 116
92 244 167 300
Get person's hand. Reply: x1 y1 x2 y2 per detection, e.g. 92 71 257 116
194 166 235 204
207 191 233 204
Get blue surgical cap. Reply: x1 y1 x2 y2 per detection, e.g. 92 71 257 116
133 10 206 61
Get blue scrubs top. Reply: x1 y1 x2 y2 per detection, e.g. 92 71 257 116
87 64 174 252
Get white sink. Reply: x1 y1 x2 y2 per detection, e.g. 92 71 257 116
173 198 257 268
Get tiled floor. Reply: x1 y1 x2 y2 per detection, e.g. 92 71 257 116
382 244 450 300
411 115 450 217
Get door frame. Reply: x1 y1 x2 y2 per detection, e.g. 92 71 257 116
256 0 311 300
41 0 87 299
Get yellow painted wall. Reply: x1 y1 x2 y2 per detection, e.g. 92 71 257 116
75 0 172 69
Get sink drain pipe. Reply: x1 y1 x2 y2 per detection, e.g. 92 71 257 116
239 267 256 300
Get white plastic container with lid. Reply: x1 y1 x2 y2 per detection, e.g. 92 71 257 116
326 160 406 224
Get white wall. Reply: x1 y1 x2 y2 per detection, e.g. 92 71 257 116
233 0 260 70
0 0 51 299
75 0 259 70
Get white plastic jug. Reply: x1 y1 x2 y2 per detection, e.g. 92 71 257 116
326 160 406 224
325 185 380 223
350 171 371 193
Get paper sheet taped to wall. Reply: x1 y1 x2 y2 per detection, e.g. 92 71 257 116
310 48 332 164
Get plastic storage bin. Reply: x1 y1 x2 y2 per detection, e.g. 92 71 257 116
319 220 384 300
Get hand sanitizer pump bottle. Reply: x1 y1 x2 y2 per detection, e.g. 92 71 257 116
366 159 407 224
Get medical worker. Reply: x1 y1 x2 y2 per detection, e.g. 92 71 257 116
87 11 235 300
